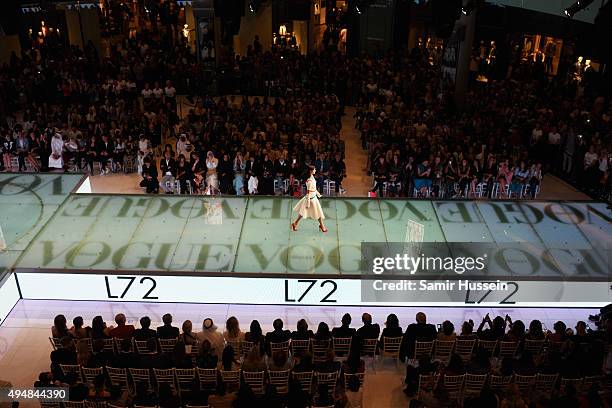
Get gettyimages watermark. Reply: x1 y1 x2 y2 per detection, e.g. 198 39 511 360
360 242 611 304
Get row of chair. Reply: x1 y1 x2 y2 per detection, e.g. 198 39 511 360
273 178 339 196
412 181 540 199
42 401 208 408
377 337 563 369
50 337 179 355
59 364 364 398
52 336 365 362
54 336 555 369
417 372 605 402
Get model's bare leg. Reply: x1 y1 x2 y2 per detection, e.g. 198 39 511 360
318 218 328 232
291 215 302 231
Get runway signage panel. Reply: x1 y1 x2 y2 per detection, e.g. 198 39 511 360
14 272 610 307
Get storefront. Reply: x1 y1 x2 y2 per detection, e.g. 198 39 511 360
471 3 603 82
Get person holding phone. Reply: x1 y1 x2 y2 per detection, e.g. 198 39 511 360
291 165 328 232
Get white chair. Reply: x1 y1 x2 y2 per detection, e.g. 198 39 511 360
49 337 63 350
77 338 94 353
114 337 134 353
380 336 402 366
101 338 116 354
290 339 310 356
269 369 290 395
583 375 603 391
560 377 583 392
242 371 265 395
311 338 331 364
270 340 290 356
498 341 518 358
172 180 181 194
477 339 498 356
105 366 129 391
153 368 176 391
273 179 284 194
197 368 218 392
489 374 513 392
225 339 242 357
324 179 336 196
293 370 314 394
175 368 197 394
417 374 439 399
134 340 150 354
523 339 545 355
129 368 153 392
63 403 91 408
332 337 352 357
40 403 62 408
432 340 453 365
185 180 194 195
220 369 240 389
241 340 256 358
535 373 558 396
315 371 338 397
455 338 476 362
463 374 487 401
412 340 435 363
361 338 378 370
343 372 365 388
514 374 536 394
442 374 465 402
82 366 104 385
158 338 178 354
60 364 83 382
474 183 484 197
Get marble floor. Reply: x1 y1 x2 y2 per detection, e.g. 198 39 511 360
0 299 598 407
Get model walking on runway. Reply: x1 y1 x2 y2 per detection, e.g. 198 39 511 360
291 165 328 232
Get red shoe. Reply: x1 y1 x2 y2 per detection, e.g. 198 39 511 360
319 225 328 233
291 222 297 231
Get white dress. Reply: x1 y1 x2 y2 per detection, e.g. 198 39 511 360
206 159 219 190
293 176 325 220
49 136 64 169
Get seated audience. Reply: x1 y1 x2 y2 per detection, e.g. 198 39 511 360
179 320 198 346
133 316 157 341
400 312 436 361
197 318 225 357
157 313 180 339
356 313 380 340
291 319 314 340
109 314 135 339
332 313 356 338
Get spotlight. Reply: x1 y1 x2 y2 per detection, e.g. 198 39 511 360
352 0 372 15
461 0 480 16
564 0 594 18
249 0 260 13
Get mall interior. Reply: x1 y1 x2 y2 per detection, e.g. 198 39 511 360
0 0 611 407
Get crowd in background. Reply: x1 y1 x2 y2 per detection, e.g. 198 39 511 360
40 308 612 407
351 47 611 200
1 21 611 200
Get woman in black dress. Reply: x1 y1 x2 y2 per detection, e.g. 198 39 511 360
261 153 275 195
176 154 192 194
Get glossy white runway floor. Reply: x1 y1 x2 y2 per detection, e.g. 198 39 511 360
0 299 598 407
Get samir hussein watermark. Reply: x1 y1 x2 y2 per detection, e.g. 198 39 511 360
360 242 610 303
369 249 507 292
